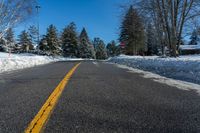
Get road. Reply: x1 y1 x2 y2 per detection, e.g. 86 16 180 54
0 61 200 133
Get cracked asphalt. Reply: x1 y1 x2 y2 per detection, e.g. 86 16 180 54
0 61 200 133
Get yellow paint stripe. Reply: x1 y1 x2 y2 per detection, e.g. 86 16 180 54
25 63 81 133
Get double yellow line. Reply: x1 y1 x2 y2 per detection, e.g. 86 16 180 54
25 63 81 133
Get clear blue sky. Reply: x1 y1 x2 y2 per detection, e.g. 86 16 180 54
16 0 130 44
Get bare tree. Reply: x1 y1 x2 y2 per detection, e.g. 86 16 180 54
0 0 36 38
132 0 200 56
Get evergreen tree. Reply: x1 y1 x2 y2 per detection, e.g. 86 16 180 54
0 38 6 52
146 23 158 55
106 40 119 57
46 24 61 55
95 38 108 60
79 28 95 58
119 6 145 55
5 28 15 52
38 35 49 54
18 30 34 52
28 25 38 46
61 22 79 57
189 29 199 45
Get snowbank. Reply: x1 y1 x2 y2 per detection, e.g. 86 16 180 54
111 63 200 95
109 55 200 85
0 52 83 74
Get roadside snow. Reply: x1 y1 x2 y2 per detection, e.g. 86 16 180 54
112 63 200 95
0 52 83 74
109 55 200 85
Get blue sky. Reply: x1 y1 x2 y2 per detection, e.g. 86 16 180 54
16 0 130 44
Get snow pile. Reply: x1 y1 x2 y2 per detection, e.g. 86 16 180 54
180 44 200 50
109 55 200 85
113 63 200 95
0 52 83 73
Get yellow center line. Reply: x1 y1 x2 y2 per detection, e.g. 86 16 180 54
25 62 81 133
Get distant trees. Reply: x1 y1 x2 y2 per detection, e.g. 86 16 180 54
79 28 95 59
106 40 120 57
28 25 38 45
61 22 79 57
189 29 200 45
46 25 61 55
119 6 145 55
93 38 108 60
0 21 115 60
38 35 48 52
18 30 33 52
146 23 158 55
4 28 16 52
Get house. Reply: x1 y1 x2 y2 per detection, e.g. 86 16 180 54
179 44 200 55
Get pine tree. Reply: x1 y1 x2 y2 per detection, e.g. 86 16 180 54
79 28 95 58
61 22 79 57
95 38 108 60
38 35 49 54
119 6 145 55
189 29 199 45
28 25 38 46
5 28 15 52
18 30 33 52
46 24 61 55
106 40 119 57
0 38 6 52
146 23 158 55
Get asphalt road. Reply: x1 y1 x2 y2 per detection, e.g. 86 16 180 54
0 61 200 133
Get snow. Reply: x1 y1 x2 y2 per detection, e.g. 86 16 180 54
111 63 200 95
180 44 200 50
109 55 200 85
0 52 83 74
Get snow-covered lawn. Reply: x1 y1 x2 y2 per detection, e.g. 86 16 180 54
109 55 200 85
0 52 83 74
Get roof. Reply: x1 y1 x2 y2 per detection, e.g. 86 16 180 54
180 44 200 50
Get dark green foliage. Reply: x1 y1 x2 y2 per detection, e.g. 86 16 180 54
106 40 120 57
61 22 79 57
119 6 145 55
79 28 95 58
146 23 158 55
38 35 48 51
3 28 15 52
189 29 199 45
28 25 38 45
18 30 33 52
5 28 15 45
46 24 61 55
94 38 108 60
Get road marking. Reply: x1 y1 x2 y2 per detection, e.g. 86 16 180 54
25 63 81 133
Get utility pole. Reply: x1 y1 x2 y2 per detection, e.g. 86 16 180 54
36 5 41 51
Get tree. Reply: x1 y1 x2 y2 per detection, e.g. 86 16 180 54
79 28 95 58
133 0 200 56
18 30 33 52
61 22 79 57
106 40 119 57
0 0 37 38
95 39 108 60
119 6 145 55
146 23 158 55
38 35 49 53
28 25 38 46
4 28 15 52
189 29 199 45
46 25 61 55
